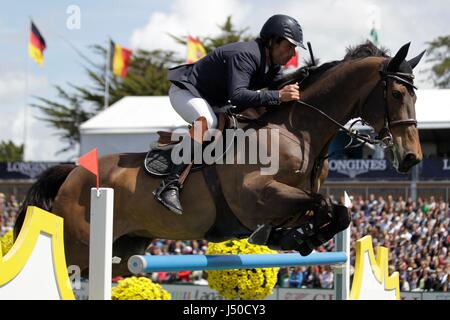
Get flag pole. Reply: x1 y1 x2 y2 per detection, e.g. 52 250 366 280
104 37 111 109
23 17 31 161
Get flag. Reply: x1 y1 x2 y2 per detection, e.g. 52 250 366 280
187 36 206 64
284 50 299 69
79 148 99 190
110 40 132 78
28 21 46 66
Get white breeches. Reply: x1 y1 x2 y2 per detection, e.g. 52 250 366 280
169 84 218 129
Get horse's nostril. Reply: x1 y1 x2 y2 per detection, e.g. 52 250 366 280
400 153 420 172
402 153 420 172
405 153 417 163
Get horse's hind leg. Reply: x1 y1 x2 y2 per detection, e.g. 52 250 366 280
112 235 153 277
67 235 152 278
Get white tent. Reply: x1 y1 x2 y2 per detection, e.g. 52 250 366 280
80 90 450 156
415 89 450 129
80 96 189 156
342 89 450 130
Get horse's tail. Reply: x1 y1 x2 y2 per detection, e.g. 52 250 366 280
13 163 76 240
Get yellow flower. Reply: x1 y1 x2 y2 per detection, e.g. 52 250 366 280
0 231 14 256
206 239 279 300
111 276 171 300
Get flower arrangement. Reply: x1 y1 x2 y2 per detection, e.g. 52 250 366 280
206 239 279 300
111 276 171 300
0 231 14 256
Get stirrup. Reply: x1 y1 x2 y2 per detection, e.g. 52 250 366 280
153 178 179 197
153 180 183 215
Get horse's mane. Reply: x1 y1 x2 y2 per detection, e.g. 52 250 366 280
343 41 390 61
286 41 391 90
249 41 391 120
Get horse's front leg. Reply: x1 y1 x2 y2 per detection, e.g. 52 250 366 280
240 179 322 223
241 179 350 255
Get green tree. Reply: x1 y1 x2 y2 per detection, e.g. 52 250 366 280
0 140 24 161
169 16 253 54
426 35 450 88
33 47 181 153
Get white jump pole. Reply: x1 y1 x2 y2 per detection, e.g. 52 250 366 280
334 227 350 300
334 191 352 300
88 188 114 300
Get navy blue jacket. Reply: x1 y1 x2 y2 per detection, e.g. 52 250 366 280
168 39 283 111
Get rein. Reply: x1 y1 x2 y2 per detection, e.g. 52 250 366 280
293 62 418 159
233 59 418 185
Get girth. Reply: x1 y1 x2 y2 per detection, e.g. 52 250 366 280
202 165 253 242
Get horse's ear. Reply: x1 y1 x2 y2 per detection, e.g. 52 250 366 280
387 42 411 72
408 50 426 69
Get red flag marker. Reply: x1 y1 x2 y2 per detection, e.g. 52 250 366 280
79 148 99 190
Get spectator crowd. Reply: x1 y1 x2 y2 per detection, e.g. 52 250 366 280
1 192 448 292
0 192 20 236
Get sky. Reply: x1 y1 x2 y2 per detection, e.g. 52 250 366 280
0 0 449 161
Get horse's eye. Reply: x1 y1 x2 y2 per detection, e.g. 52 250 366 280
392 90 402 100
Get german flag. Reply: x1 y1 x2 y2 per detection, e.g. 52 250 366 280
28 21 46 66
110 40 132 78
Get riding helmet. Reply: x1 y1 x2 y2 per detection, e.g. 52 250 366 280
260 14 306 49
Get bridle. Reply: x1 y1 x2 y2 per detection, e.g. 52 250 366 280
233 58 419 166
367 63 417 152
379 67 418 128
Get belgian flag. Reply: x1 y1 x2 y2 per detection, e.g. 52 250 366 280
28 21 46 66
110 40 132 78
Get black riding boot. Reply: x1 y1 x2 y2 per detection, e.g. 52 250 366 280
153 162 186 215
153 137 199 215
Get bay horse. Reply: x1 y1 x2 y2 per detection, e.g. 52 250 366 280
14 42 425 277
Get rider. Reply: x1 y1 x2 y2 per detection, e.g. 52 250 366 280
153 14 306 215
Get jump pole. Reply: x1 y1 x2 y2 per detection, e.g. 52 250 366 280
128 251 348 273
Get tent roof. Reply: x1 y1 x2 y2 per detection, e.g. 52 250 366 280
80 96 188 134
415 89 450 129
345 89 450 130
80 90 450 134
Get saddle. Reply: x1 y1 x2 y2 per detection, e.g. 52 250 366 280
144 112 237 176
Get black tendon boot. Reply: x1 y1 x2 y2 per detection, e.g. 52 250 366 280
266 195 351 256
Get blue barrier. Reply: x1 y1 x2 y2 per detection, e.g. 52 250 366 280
127 252 347 274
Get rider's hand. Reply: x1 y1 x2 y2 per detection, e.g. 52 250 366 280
279 83 300 102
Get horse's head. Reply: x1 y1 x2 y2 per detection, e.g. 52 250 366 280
362 43 426 173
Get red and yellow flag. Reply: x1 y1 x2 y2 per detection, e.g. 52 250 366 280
28 21 46 66
110 40 132 78
187 36 206 64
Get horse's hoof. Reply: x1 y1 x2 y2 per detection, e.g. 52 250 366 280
298 245 313 256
